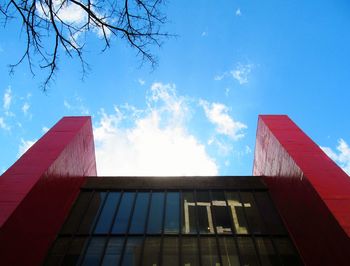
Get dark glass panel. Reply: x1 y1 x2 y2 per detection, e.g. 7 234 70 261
255 237 279 266
219 237 239 266
45 237 70 266
61 192 92 234
254 192 286 235
142 237 161 266
237 237 259 266
182 237 199 266
240 192 266 234
200 237 220 266
211 191 231 234
182 192 197 234
79 192 107 234
101 237 124 266
164 192 180 234
147 192 165 234
81 237 106 266
225 192 249 234
120 237 143 266
112 192 136 234
273 238 303 266
95 192 121 234
196 191 214 234
162 237 179 266
129 192 150 234
61 237 87 266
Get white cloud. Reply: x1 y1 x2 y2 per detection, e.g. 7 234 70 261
230 63 253 84
0 117 9 130
63 97 89 115
18 138 36 157
236 8 242 16
3 87 11 110
201 31 208 37
200 100 247 140
22 102 30 115
138 79 146 86
94 82 218 176
321 139 350 175
42 126 50 133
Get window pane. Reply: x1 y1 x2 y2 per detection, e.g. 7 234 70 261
196 191 214 234
61 192 92 234
273 238 303 266
237 237 259 266
240 192 265 234
255 237 279 266
147 192 165 234
101 237 124 266
62 237 87 266
200 237 220 266
182 192 197 234
219 237 239 266
45 237 70 266
211 191 232 234
142 237 161 266
182 237 199 266
95 192 121 233
121 237 143 266
164 192 180 234
129 192 150 234
79 192 107 234
81 237 106 266
112 192 136 234
225 192 248 234
162 237 179 266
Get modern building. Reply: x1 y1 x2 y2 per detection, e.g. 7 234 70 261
0 115 349 266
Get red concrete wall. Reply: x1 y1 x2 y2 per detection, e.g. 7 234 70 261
0 116 97 266
254 115 350 265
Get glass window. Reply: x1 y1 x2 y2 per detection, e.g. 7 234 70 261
142 237 161 266
273 238 303 266
237 237 259 266
79 192 107 234
162 237 179 266
240 192 266 234
112 192 136 234
61 237 87 266
182 192 197 234
95 192 121 234
61 192 92 234
45 237 70 266
164 192 180 234
147 192 165 234
81 237 106 266
211 191 232 234
120 237 143 266
200 237 220 266
182 237 199 266
196 191 214 234
101 237 124 266
225 192 249 234
219 237 239 266
255 237 279 266
129 192 150 234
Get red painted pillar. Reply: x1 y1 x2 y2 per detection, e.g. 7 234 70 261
254 115 350 265
0 116 97 266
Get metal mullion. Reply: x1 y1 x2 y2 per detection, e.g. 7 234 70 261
159 190 167 266
238 190 262 266
179 190 183 266
193 190 202 266
138 190 152 266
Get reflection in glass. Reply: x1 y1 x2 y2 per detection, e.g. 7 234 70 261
147 192 165 234
81 237 106 265
182 237 199 266
45 237 70 265
226 192 249 234
62 237 87 266
95 192 121 233
219 237 239 266
101 237 124 266
120 237 143 266
162 237 179 266
182 192 197 234
79 192 107 234
200 237 220 266
211 191 232 234
129 192 150 234
240 192 265 234
196 191 214 234
112 192 136 234
255 237 279 266
237 237 259 266
164 192 180 234
142 237 161 266
273 238 303 266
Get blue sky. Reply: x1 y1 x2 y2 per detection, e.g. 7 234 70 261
0 1 349 176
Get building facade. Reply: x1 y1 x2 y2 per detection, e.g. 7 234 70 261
0 115 350 265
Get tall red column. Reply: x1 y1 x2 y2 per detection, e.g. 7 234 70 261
254 115 350 265
0 116 97 266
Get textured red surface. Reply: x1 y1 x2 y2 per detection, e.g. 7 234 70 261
254 115 350 265
0 116 97 266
